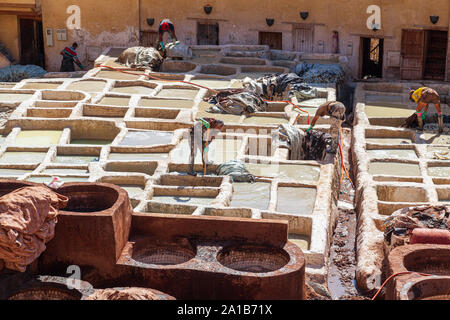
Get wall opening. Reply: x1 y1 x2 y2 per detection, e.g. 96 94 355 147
140 31 158 48
293 27 313 53
361 37 384 79
19 18 45 68
423 30 448 81
259 32 282 50
197 22 219 45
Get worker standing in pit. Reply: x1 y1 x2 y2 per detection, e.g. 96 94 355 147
188 118 225 176
305 101 346 153
409 87 444 133
157 19 178 52
60 42 84 72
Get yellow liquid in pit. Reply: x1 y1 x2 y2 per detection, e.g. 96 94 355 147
369 162 421 176
14 130 62 146
288 234 310 251
365 105 413 118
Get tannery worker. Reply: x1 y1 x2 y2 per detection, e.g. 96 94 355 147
188 118 225 176
409 87 443 133
158 19 178 52
306 101 346 153
60 42 84 72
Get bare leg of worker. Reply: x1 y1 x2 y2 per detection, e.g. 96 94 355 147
329 118 341 154
416 102 428 131
434 102 444 133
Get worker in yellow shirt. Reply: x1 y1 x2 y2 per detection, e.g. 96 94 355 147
409 87 443 133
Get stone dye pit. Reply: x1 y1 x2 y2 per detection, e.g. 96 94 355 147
0 44 386 300
352 82 450 296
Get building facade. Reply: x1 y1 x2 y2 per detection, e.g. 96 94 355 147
1 0 449 81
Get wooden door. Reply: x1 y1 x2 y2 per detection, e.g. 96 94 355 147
423 30 448 81
293 27 313 53
19 19 45 67
197 23 219 45
259 32 282 50
141 31 158 48
400 29 425 80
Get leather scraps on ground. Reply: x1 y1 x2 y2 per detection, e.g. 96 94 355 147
433 150 450 160
244 73 317 101
216 160 255 182
0 65 47 82
383 205 450 250
165 41 192 59
84 287 175 300
117 46 165 70
272 124 305 160
295 62 345 84
0 186 68 272
205 73 317 116
272 125 331 160
401 113 418 129
206 89 267 115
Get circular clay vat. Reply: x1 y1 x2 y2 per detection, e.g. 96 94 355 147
217 245 290 273
403 248 450 276
57 183 119 213
160 61 197 73
199 64 237 76
400 277 450 300
8 287 82 300
132 240 196 266
0 179 36 197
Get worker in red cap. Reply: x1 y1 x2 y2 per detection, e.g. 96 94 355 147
158 19 178 52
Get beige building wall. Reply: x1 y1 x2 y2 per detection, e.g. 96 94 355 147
5 0 449 81
0 15 20 62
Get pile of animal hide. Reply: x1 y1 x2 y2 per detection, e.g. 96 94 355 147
0 186 68 272
117 46 164 70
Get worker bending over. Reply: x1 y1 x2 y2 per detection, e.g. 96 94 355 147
158 19 178 52
306 101 346 153
409 87 443 133
188 118 225 176
60 42 84 72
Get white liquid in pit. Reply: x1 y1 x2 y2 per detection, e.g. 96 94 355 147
156 89 198 100
119 185 145 198
109 153 168 161
0 93 33 102
367 149 418 160
276 187 316 215
111 86 155 95
369 162 421 176
171 139 241 164
0 152 47 163
139 99 194 109
246 163 320 181
151 196 215 206
230 182 270 210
